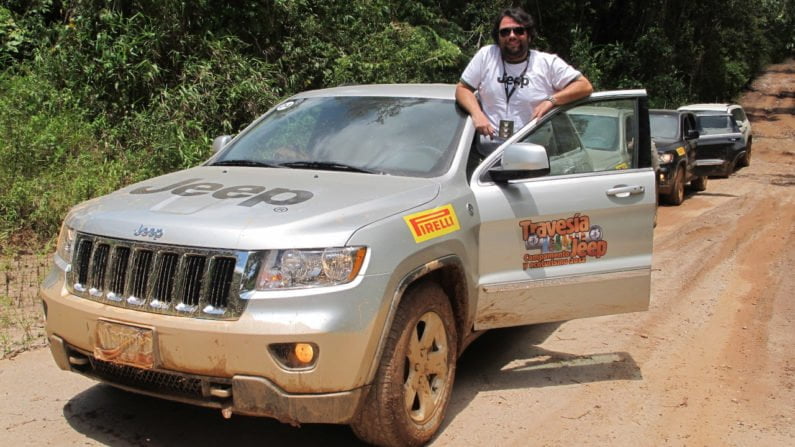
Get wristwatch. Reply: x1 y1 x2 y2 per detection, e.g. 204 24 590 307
545 95 557 105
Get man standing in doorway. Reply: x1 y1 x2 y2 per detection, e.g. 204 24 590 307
456 7 593 141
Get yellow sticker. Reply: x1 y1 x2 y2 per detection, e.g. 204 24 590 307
676 146 686 156
404 204 461 243
614 162 629 170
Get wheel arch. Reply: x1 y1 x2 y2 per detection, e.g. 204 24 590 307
363 255 471 386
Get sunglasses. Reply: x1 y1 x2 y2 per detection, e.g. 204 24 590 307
499 26 527 38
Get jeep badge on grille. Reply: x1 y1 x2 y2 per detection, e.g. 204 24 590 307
133 225 164 240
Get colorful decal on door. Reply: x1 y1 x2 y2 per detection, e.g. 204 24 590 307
404 204 461 243
518 213 608 269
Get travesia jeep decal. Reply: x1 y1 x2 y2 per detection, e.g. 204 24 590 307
519 213 608 269
129 178 314 207
404 204 461 243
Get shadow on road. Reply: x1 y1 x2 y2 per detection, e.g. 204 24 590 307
63 385 366 447
443 323 642 425
62 323 641 446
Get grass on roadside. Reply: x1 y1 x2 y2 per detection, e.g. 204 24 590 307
0 293 46 358
0 255 49 359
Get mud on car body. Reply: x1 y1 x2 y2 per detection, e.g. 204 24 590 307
41 85 655 446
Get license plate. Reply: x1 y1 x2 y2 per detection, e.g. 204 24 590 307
94 320 154 369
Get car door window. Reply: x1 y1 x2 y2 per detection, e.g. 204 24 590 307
521 114 593 176
544 99 637 173
684 114 696 134
731 108 746 125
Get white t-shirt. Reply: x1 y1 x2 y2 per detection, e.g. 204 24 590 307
460 45 582 132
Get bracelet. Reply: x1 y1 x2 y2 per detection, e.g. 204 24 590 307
545 95 557 105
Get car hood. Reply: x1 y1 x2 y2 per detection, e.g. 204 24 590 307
67 166 440 249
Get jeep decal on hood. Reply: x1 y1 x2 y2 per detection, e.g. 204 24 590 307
130 178 314 207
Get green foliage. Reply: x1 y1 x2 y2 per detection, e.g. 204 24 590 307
117 36 281 175
0 0 793 251
329 23 463 84
0 69 126 246
0 0 58 68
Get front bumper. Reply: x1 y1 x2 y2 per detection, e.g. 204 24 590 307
41 259 390 424
48 334 364 424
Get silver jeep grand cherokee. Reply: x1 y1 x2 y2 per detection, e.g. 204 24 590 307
41 84 655 446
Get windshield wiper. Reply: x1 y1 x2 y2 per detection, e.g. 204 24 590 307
211 159 283 168
279 161 380 174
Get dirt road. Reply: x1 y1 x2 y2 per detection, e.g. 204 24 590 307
2 61 793 446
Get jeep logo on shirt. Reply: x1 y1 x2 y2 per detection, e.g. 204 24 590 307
129 178 314 207
497 74 529 87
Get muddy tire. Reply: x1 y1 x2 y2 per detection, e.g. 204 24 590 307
664 166 685 205
690 175 708 192
351 281 457 447
739 139 752 167
722 159 736 178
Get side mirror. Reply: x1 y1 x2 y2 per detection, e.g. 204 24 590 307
212 135 233 154
685 129 700 139
489 142 550 183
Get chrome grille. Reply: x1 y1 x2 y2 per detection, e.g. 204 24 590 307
68 233 251 319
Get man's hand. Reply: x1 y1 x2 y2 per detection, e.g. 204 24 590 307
532 99 555 120
455 82 495 138
472 111 496 138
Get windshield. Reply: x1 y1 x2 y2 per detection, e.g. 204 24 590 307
650 114 678 139
697 115 736 135
214 96 466 177
568 114 619 151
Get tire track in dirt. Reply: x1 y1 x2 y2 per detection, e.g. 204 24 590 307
650 195 795 446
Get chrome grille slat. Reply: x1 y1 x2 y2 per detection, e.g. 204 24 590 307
109 246 131 296
180 255 205 308
74 239 93 291
128 249 154 305
68 233 248 320
209 257 235 309
151 252 178 308
89 244 110 295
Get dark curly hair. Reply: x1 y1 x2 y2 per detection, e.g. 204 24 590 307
491 7 536 45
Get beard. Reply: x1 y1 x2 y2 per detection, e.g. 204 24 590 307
500 39 529 62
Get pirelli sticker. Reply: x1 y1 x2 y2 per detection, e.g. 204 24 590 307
404 204 461 243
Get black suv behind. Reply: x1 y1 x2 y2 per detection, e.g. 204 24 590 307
650 109 708 205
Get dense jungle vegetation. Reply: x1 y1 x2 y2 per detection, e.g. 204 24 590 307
1 0 793 252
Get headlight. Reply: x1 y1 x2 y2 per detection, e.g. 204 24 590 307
658 152 674 164
55 221 76 263
256 247 367 290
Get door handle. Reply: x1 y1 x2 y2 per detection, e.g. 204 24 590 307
606 185 645 198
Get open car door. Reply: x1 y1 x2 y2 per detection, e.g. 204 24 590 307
471 90 655 329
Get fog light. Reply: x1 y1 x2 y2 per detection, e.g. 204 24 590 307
269 342 319 369
294 343 314 364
